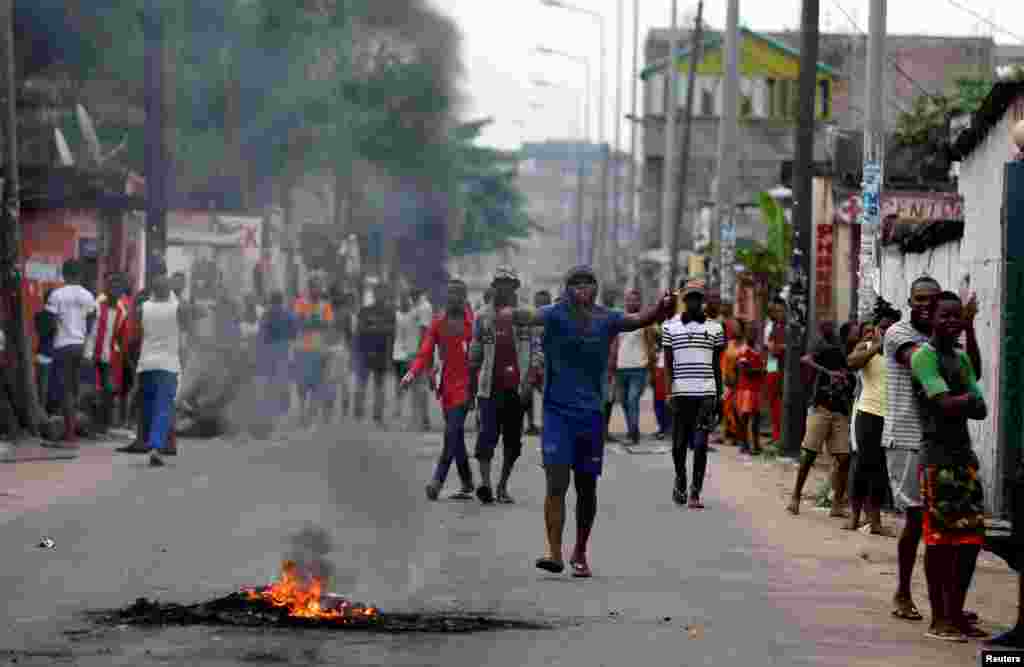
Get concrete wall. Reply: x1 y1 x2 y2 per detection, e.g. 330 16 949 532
876 107 1018 512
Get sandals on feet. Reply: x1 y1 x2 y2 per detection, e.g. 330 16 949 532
535 557 565 574
569 559 592 578
892 599 924 621
924 627 967 642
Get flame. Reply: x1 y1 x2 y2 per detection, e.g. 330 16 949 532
246 560 378 621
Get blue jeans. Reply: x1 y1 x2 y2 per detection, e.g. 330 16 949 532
433 403 473 488
140 370 179 453
616 368 648 438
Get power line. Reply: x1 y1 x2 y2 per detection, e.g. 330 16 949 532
827 0 945 103
943 0 1024 45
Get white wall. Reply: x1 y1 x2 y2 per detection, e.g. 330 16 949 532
877 110 1016 512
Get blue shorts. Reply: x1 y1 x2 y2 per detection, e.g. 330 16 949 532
542 404 605 476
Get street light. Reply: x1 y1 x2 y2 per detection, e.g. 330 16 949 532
532 74 588 265
539 0 608 273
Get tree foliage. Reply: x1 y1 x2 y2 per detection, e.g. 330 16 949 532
735 192 792 295
448 120 534 256
892 73 1024 147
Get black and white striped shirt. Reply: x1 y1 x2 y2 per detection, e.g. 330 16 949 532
663 316 725 398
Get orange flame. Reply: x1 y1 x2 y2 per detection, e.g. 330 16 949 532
246 560 378 621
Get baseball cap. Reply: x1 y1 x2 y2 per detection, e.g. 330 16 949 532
565 265 597 285
493 266 521 287
682 279 706 298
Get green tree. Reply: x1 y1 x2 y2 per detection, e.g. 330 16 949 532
893 77 1007 146
735 192 792 314
447 119 535 256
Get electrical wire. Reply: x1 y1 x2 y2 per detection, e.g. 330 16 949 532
942 0 1024 45
826 0 947 104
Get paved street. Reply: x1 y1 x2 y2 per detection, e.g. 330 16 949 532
0 403 1012 666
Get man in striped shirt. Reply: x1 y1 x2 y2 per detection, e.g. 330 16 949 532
883 275 983 626
664 279 725 509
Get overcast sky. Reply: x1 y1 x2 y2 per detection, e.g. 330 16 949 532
428 0 1023 151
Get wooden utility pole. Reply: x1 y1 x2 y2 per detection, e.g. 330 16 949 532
0 0 44 434
710 0 740 305
668 1 703 289
855 0 886 320
660 0 680 289
781 0 820 457
143 1 167 284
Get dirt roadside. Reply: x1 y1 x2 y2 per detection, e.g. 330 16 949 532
611 399 1019 664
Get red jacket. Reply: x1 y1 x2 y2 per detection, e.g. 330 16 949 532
409 307 474 410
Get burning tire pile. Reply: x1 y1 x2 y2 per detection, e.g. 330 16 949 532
90 561 547 634
91 595 546 633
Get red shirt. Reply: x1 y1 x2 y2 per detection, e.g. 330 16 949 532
410 307 474 410
736 345 765 393
493 306 519 391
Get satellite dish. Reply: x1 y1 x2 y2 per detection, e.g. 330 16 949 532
54 128 75 166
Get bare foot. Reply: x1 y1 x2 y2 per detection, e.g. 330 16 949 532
785 499 800 515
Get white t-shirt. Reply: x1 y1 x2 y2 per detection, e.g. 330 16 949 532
393 309 421 361
663 316 725 397
617 328 648 369
46 284 97 350
137 294 181 375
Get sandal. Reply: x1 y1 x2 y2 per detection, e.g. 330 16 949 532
569 559 592 578
892 598 924 621
957 623 990 639
785 500 800 515
924 627 967 643
535 557 565 574
496 490 515 504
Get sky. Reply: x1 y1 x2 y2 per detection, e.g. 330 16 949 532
428 0 1024 151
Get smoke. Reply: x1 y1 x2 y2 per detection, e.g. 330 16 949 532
285 523 336 587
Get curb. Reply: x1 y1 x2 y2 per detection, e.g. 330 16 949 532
0 443 79 463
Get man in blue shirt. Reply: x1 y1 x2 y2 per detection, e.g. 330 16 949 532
526 266 674 578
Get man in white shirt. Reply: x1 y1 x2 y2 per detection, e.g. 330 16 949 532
615 288 658 444
46 259 97 443
663 279 725 509
392 291 422 424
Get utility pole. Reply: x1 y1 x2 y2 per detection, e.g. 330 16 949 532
781 0 820 457
627 0 640 288
710 0 740 306
668 1 704 289
0 0 44 435
660 0 680 289
611 0 623 281
595 20 608 279
143 1 167 285
856 0 886 320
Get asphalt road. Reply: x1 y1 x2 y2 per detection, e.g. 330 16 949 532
0 420 993 666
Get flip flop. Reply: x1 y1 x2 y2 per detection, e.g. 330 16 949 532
569 559 592 578
535 557 565 574
892 602 924 621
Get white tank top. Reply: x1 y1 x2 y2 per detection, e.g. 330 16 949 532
137 294 181 374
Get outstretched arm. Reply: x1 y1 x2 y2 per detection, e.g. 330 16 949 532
614 292 676 334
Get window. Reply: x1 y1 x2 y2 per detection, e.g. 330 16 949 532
766 78 776 117
701 89 715 116
740 95 752 118
818 79 831 118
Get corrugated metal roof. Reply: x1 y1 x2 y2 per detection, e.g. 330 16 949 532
640 26 838 80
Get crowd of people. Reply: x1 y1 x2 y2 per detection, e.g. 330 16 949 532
20 257 1011 644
